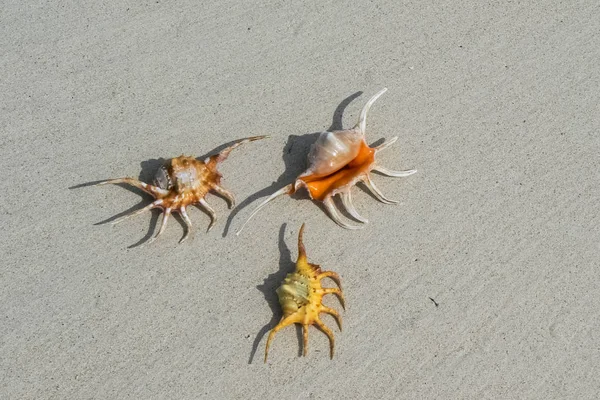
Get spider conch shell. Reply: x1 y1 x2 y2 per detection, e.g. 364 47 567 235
237 88 416 233
264 223 344 361
93 136 266 244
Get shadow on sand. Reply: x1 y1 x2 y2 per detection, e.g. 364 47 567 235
248 223 300 363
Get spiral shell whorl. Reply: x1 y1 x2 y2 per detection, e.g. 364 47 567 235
301 129 363 179
298 88 388 180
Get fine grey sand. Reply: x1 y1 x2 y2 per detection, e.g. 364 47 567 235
1 1 599 399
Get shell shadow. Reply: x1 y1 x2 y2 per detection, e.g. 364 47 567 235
222 132 318 237
248 223 297 363
224 90 364 237
83 158 167 247
329 90 363 131
138 158 166 182
69 158 167 193
195 138 259 163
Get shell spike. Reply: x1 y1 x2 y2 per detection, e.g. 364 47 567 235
264 313 300 363
302 324 309 356
236 184 293 235
321 306 342 331
339 191 368 223
146 208 172 245
373 136 398 152
354 88 388 134
179 206 193 243
214 135 268 164
314 318 336 359
364 176 399 204
372 165 417 177
94 177 169 197
323 197 363 230
297 222 307 262
198 198 217 232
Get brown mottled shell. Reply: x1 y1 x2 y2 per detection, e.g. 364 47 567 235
238 88 417 233
95 136 266 244
264 224 345 361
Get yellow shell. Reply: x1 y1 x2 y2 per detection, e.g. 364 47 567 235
265 224 345 361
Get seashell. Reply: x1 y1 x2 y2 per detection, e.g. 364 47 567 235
264 223 345 362
302 129 363 178
94 136 266 243
237 88 416 234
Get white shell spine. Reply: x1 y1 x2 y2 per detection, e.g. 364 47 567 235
354 87 387 134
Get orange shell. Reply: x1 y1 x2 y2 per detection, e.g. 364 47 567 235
294 141 375 201
238 88 416 233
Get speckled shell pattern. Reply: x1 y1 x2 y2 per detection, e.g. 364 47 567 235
152 156 218 209
94 136 266 244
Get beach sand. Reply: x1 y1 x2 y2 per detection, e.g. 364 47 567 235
1 1 599 398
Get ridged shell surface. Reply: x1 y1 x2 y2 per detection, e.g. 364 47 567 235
154 158 201 191
276 273 311 315
172 164 199 189
301 129 363 178
153 165 173 190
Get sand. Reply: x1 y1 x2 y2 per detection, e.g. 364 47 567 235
1 1 599 398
